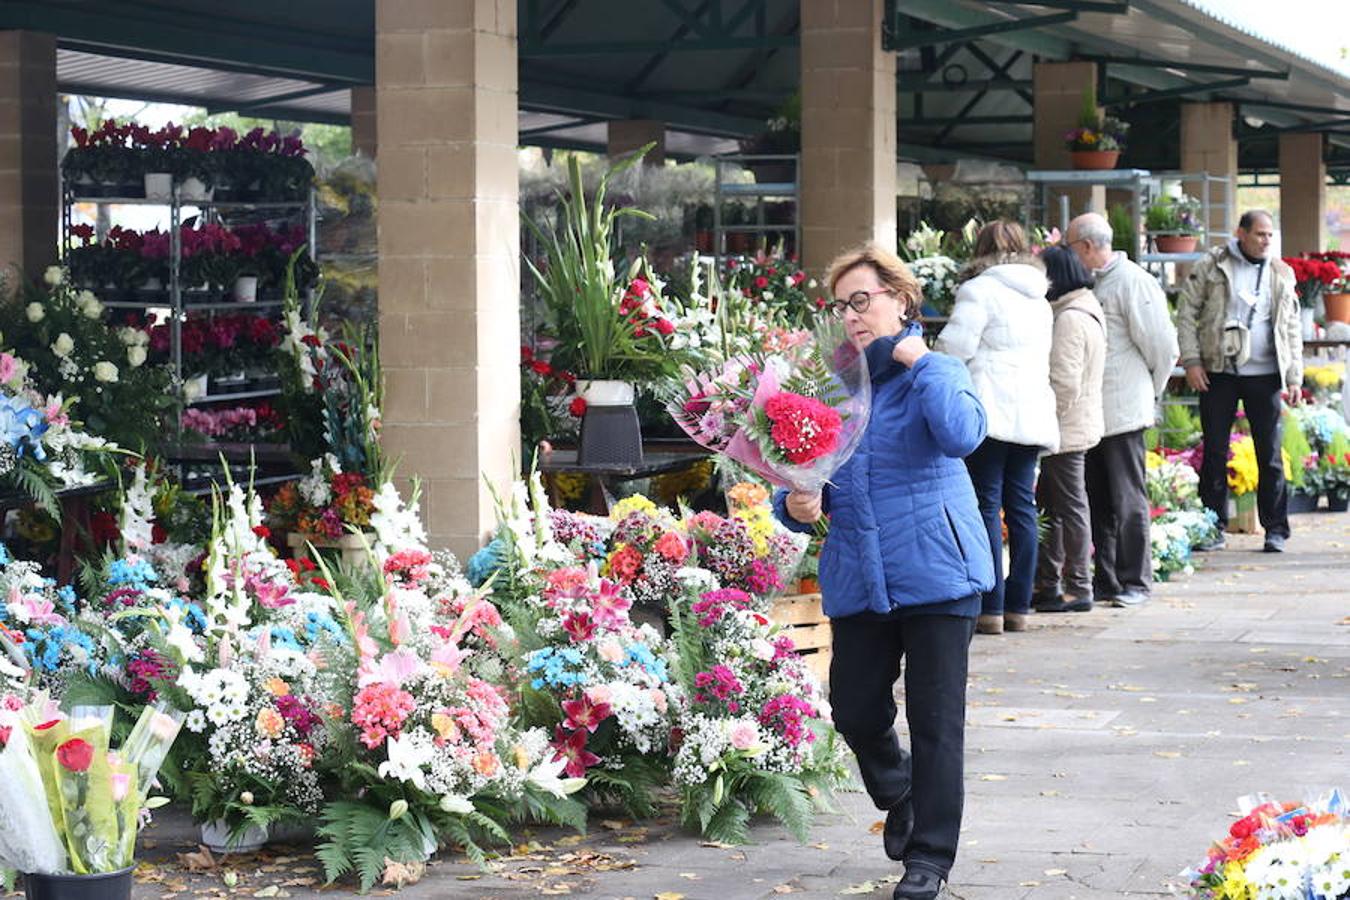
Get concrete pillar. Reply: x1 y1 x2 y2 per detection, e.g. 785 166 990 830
607 119 665 165
1278 132 1325 255
375 0 520 557
1033 61 1104 225
350 85 377 158
0 31 58 275
800 0 896 275
1179 102 1237 237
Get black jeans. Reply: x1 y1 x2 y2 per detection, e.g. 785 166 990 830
1084 429 1151 597
964 438 1040 616
1197 372 1289 538
829 612 976 879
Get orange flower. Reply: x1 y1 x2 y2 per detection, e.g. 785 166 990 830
264 677 290 697
255 707 285 739
471 751 499 777
727 481 769 510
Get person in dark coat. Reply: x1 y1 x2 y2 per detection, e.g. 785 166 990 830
774 242 993 900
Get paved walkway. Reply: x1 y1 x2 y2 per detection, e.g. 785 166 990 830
134 512 1350 899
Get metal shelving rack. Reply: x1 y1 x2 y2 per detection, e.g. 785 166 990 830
712 153 799 262
61 186 317 482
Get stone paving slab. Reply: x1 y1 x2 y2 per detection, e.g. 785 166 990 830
124 511 1349 898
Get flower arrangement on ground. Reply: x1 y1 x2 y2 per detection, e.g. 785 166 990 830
665 571 849 844
1183 789 1349 900
668 316 871 491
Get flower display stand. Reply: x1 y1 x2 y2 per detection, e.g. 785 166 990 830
768 591 832 685
1227 493 1258 534
286 531 372 569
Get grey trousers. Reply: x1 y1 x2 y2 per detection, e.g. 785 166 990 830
1084 429 1152 598
1035 450 1093 600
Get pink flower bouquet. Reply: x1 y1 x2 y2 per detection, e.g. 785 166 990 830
668 317 871 491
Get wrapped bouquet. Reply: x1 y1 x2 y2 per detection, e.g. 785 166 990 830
1183 789 1349 899
668 317 871 492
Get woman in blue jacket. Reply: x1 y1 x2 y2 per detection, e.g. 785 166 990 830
775 243 993 900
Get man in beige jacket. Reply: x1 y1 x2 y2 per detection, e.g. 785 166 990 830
1176 210 1303 553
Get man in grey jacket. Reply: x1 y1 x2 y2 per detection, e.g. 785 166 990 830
1175 209 1303 553
1067 213 1179 607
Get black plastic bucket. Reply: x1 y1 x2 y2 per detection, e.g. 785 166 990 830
23 867 133 900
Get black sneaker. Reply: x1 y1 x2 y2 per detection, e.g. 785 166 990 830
893 867 947 900
1032 592 1063 612
1195 534 1227 552
883 794 914 861
1263 534 1286 553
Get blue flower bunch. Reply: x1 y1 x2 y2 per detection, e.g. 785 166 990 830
303 610 345 645
0 542 10 566
526 646 588 690
466 536 508 587
107 556 158 589
267 626 304 652
0 393 48 460
624 643 668 682
166 597 209 634
23 622 96 674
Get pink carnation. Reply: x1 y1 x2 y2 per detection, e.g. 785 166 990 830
762 392 842 464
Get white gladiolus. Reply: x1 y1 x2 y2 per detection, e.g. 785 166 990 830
93 361 119 383
24 303 44 323
43 266 63 286
127 345 147 368
51 332 74 358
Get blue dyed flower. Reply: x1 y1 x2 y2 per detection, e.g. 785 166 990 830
304 610 345 644
624 643 668 682
466 536 508 587
526 646 588 690
108 557 158 589
0 393 48 459
0 542 10 566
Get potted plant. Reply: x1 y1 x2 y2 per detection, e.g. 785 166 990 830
524 145 685 466
1306 252 1350 324
1145 194 1203 253
1282 255 1342 325
0 701 183 900
1282 411 1319 513
738 93 800 184
1063 91 1129 170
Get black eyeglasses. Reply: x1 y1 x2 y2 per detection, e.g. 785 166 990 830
829 288 892 317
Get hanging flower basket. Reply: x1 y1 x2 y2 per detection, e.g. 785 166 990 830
1070 150 1120 170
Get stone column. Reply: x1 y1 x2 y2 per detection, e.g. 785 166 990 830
1278 132 1325 255
1179 102 1238 238
0 31 58 275
350 85 377 158
800 0 896 275
1033 61 1104 228
376 0 520 558
607 119 665 165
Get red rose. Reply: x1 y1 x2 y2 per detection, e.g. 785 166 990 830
252 525 272 539
56 738 95 772
530 359 552 377
569 396 588 417
754 276 769 289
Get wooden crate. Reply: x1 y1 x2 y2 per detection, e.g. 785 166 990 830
769 592 832 684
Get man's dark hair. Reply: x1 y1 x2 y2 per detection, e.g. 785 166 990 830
1238 209 1274 231
1041 245 1094 302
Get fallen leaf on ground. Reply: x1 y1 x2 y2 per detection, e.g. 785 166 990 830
868 821 885 835
1154 751 1182 759
655 893 685 900
978 774 1007 781
839 882 877 895
772 885 796 894
176 846 216 872
1044 868 1068 876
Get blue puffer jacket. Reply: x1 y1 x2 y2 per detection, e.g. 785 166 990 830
773 326 995 618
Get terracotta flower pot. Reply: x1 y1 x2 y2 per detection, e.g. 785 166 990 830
1323 292 1350 325
796 575 820 595
1154 235 1198 254
1070 150 1120 170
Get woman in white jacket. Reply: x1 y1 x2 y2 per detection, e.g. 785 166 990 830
936 222 1059 635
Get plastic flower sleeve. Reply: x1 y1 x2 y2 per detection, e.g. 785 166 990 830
67 706 114 741
0 726 68 874
668 316 871 493
52 732 119 874
119 701 184 804
109 756 141 869
23 717 72 841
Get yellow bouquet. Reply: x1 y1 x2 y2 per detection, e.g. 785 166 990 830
1227 436 1259 495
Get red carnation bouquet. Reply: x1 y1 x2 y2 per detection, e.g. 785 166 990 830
668 317 871 491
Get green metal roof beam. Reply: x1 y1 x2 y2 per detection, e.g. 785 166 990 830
1088 54 1287 80
892 0 1075 58
0 3 372 83
1239 99 1350 117
1101 76 1251 107
520 34 794 56
208 84 343 116
979 0 1127 12
884 8 1078 51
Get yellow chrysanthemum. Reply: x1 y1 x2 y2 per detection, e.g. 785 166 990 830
1228 436 1259 495
610 494 658 522
1218 859 1253 900
1145 450 1166 470
1304 362 1345 391
652 459 714 505
552 472 589 504
735 505 776 555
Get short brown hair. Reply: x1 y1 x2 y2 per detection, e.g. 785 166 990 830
823 242 923 320
972 220 1028 259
